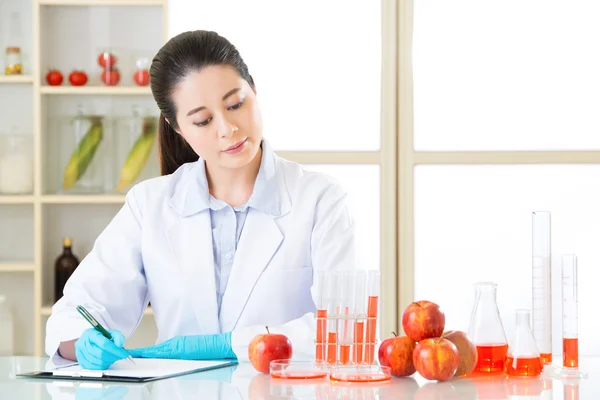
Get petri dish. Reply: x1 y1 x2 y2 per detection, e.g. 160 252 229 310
329 365 391 383
270 359 329 380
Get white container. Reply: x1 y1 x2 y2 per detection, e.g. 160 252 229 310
0 295 14 355
0 132 33 194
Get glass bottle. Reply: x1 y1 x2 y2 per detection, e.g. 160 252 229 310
54 237 80 302
467 282 508 374
4 12 23 75
505 309 543 377
60 104 106 194
0 129 33 194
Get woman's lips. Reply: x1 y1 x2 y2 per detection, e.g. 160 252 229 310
223 138 247 154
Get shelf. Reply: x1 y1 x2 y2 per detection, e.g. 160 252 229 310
39 0 164 5
40 86 152 95
41 305 153 316
0 75 34 84
0 263 36 272
42 195 126 204
0 196 35 204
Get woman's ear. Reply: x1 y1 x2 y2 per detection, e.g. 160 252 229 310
166 118 182 135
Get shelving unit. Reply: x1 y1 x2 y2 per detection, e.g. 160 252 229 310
0 0 168 356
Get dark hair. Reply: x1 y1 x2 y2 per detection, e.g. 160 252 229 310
149 30 255 175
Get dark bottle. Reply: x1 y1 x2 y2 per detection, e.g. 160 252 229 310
54 237 80 302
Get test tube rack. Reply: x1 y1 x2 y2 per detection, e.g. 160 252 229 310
314 269 381 367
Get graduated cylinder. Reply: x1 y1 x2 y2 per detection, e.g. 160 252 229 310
562 255 579 369
314 269 380 366
532 211 553 364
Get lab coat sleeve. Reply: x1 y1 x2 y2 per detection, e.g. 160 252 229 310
45 186 149 359
230 183 355 361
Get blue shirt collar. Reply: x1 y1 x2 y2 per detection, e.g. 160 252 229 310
181 138 287 217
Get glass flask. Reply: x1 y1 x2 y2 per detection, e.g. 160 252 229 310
505 309 543 377
467 282 508 374
59 104 107 194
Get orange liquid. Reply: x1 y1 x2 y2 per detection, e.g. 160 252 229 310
316 309 327 362
271 371 328 379
353 321 364 364
564 383 580 400
474 343 508 373
327 332 337 364
340 344 351 365
563 338 578 368
365 296 378 364
540 352 552 364
505 356 543 377
330 373 391 383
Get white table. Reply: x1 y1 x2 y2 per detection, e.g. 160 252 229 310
1 356 597 399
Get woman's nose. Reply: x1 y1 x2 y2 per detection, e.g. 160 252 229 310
217 115 238 138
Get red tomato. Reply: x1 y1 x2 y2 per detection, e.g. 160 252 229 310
133 70 150 86
68 70 88 86
101 69 120 86
98 52 117 69
46 70 63 86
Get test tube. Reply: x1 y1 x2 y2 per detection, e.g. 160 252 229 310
314 270 328 362
337 270 356 365
352 270 367 364
562 255 579 369
532 211 552 364
365 270 380 364
326 270 342 365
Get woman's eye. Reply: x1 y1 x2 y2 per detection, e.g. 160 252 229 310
228 101 244 110
193 118 211 127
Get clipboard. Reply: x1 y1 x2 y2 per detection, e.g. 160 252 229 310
17 358 238 383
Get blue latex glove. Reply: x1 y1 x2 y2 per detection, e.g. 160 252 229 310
128 332 236 360
75 328 131 370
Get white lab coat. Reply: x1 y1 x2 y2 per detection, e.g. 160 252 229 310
45 139 355 362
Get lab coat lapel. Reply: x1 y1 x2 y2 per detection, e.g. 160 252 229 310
166 212 220 335
219 209 283 332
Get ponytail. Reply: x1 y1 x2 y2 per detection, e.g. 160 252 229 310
158 113 199 175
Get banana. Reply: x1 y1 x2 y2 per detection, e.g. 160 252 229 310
63 118 103 190
115 117 157 192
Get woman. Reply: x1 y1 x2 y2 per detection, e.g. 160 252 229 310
45 30 355 370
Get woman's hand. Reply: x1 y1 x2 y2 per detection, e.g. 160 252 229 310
128 333 236 360
74 328 130 370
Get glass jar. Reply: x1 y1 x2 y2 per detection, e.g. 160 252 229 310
112 106 159 193
4 47 22 75
0 131 33 194
58 105 108 194
133 57 150 86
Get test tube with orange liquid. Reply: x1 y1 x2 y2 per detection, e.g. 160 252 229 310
532 211 553 364
337 271 355 365
364 270 380 365
352 270 367 365
562 255 579 369
314 270 328 363
326 271 342 365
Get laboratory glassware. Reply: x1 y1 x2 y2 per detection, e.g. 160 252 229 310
337 270 356 365
532 211 553 364
467 282 508 373
364 270 380 364
326 270 342 365
505 309 543 377
314 270 327 362
562 255 578 369
352 270 367 364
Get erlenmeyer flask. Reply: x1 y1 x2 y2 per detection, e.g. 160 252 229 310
467 282 508 374
505 309 543 377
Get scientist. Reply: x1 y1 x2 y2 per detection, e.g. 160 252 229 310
45 30 356 370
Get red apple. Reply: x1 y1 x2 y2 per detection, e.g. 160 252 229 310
442 330 478 376
378 332 416 377
413 337 460 381
402 300 445 342
248 326 293 373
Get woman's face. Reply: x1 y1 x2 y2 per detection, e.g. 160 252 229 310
171 65 263 170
